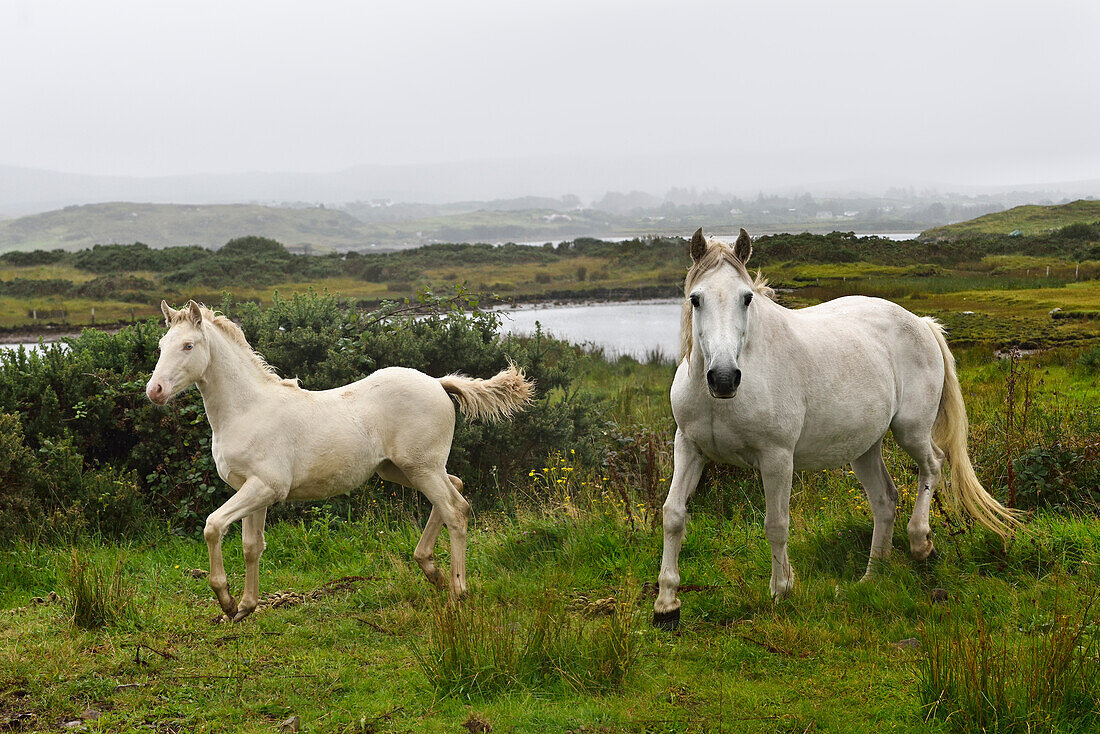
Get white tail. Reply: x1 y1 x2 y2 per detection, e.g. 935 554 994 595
438 363 534 422
925 318 1022 537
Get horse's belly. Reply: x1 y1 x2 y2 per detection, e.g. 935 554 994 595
791 409 892 470
285 448 379 501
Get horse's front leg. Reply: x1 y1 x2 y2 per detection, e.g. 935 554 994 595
204 477 279 620
653 430 705 629
760 452 795 599
235 507 268 621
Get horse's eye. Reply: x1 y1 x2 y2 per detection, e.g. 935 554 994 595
690 294 700 308
184 343 194 351
743 293 753 307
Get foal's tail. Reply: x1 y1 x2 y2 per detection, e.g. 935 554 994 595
439 363 534 422
924 318 1022 538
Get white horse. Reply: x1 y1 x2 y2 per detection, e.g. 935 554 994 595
146 300 532 621
652 229 1020 629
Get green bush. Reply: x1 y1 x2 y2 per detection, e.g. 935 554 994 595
1013 443 1100 513
0 288 605 538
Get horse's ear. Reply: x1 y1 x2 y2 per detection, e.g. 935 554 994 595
186 300 203 327
161 300 178 326
734 228 752 264
689 228 707 263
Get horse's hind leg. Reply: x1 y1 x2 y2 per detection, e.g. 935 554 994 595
413 507 447 589
410 476 466 589
378 463 465 589
406 469 471 599
892 423 945 561
850 440 898 581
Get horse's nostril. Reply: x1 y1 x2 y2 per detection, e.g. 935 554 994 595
706 369 716 388
733 369 742 388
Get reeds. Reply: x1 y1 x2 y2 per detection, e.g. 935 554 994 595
64 550 137 630
918 591 1100 732
411 581 640 698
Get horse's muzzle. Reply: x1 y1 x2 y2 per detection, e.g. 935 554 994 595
706 368 741 399
146 380 172 405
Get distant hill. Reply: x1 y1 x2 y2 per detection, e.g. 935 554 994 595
920 199 1100 240
0 202 376 253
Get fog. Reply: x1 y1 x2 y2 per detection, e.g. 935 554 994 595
2 0 1098 198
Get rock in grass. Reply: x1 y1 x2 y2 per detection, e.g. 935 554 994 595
277 715 300 732
931 588 949 603
893 638 922 651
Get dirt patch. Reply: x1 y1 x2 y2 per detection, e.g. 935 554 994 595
255 576 378 613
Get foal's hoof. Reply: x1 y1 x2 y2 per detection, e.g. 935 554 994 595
218 596 239 620
652 608 680 631
231 605 257 623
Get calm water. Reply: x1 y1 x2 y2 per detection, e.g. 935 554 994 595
497 299 681 361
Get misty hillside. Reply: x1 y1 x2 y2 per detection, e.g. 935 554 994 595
920 199 1100 239
0 202 376 253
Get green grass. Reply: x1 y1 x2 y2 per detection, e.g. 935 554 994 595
921 200 1100 239
3 505 1098 732
3 348 1098 732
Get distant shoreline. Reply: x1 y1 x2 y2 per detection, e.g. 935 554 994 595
0 286 684 343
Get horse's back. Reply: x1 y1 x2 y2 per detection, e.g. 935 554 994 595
341 366 457 466
781 296 944 466
675 295 945 470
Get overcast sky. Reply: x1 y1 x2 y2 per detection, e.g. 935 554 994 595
2 0 1098 190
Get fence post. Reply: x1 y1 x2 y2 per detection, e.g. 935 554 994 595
91 307 96 325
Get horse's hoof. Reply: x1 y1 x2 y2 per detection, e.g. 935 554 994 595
926 548 940 563
219 595 238 619
231 606 256 623
652 608 680 631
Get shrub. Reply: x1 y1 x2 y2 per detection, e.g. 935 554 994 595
1079 343 1100 373
0 413 47 540
1012 443 1100 513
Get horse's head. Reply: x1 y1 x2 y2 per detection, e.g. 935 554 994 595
146 300 213 405
685 228 759 399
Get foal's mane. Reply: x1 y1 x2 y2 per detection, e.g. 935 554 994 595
168 304 299 388
680 237 775 361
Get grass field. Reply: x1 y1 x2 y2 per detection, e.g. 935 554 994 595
920 200 1100 240
2 348 1098 733
3 251 1099 350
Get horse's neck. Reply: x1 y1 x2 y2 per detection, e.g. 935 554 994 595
196 330 277 431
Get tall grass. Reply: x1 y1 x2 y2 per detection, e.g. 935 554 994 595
918 589 1100 732
411 581 641 698
65 550 138 630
